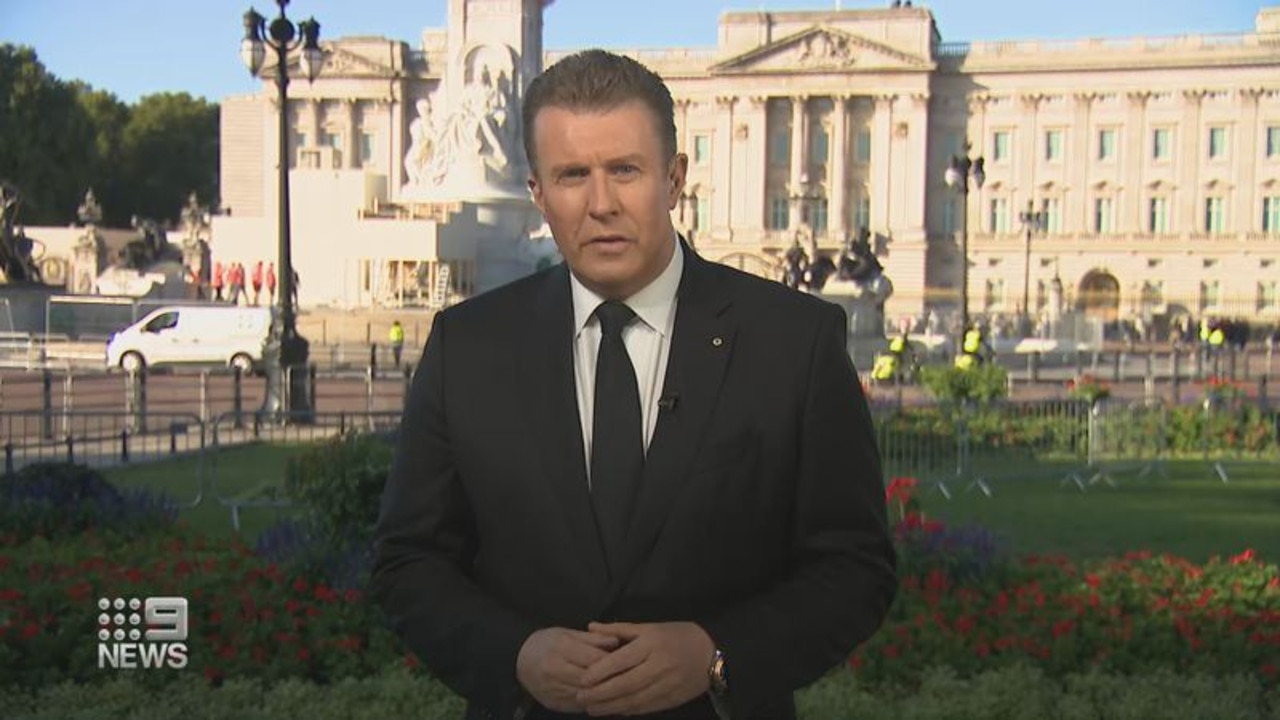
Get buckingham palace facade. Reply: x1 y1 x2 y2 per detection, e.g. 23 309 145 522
213 0 1280 329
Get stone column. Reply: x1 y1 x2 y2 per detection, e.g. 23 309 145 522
1237 88 1263 232
1070 92 1096 232
308 99 322 152
901 92 931 237
1178 89 1206 232
743 95 769 239
870 94 895 236
829 94 849 240
1018 93 1043 214
1126 91 1151 232
713 95 737 241
344 99 359 169
788 95 807 233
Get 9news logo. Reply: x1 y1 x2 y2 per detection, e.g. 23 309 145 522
96 596 189 670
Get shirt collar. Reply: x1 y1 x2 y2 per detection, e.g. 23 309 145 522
571 234 683 337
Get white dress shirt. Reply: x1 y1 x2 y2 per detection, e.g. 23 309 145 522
570 237 683 486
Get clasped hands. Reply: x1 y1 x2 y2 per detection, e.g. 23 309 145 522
515 621 715 716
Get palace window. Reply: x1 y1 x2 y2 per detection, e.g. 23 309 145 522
694 197 711 233
853 195 871 234
769 130 790 167
984 278 1006 311
1267 126 1280 158
810 127 829 166
1044 130 1063 162
1094 197 1115 234
1041 198 1063 234
1098 129 1117 161
1208 127 1227 160
808 197 829 233
992 130 1011 162
1263 196 1280 234
1258 281 1279 312
1149 197 1170 234
1152 128 1171 161
1205 197 1226 233
855 128 872 164
1199 280 1221 311
989 197 1011 234
359 132 375 167
769 197 790 230
693 134 711 165
941 196 957 235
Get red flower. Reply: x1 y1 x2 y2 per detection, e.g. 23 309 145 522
1230 549 1256 565
954 615 976 636
297 648 310 661
285 599 300 614
1052 619 1076 639
848 653 864 669
1085 574 1101 588
1262 664 1277 678
314 584 338 603
292 578 308 593
974 642 990 658
0 588 24 602
404 653 420 669
217 645 237 660
20 623 39 639
344 588 362 603
882 644 900 659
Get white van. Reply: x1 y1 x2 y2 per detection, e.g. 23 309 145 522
105 306 273 374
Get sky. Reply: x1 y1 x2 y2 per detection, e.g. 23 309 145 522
0 0 1268 104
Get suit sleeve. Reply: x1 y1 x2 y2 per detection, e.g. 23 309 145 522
370 312 539 717
701 301 897 718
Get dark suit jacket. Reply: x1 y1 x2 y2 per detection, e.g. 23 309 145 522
371 242 896 720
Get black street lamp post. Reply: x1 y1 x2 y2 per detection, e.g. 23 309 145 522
1018 199 1048 324
241 0 321 421
944 148 985 331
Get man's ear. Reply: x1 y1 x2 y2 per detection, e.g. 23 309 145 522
667 153 689 209
528 174 544 213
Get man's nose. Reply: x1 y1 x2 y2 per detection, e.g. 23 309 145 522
586 172 620 217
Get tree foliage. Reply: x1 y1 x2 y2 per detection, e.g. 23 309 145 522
0 44 218 227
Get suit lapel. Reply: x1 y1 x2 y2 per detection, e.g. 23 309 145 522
604 244 736 602
520 266 610 590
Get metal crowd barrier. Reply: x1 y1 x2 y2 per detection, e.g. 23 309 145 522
1060 399 1170 491
1197 395 1280 483
0 409 206 506
873 398 1189 498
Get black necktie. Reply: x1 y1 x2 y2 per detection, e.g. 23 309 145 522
590 301 644 575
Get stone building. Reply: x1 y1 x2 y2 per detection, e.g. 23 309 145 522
212 0 1280 335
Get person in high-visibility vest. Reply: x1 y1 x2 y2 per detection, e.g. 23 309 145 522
389 320 406 368
956 325 989 369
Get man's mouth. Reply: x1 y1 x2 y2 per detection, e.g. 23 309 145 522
588 235 629 246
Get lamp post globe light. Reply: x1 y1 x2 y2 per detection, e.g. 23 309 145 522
944 148 985 332
1018 199 1048 330
241 0 322 421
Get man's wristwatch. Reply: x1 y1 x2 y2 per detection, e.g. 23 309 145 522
708 648 729 696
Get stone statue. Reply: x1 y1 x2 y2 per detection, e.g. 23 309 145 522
836 227 883 283
0 180 42 283
781 234 809 290
809 227 893 364
801 227 836 292
404 98 434 186
409 44 520 194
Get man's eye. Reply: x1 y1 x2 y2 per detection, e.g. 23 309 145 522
559 168 588 181
613 164 639 175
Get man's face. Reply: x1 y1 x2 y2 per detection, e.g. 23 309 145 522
528 100 687 300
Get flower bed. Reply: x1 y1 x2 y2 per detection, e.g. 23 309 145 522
1 464 1276 696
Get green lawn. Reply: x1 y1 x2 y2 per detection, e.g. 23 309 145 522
918 460 1280 562
103 447 1280 563
103 443 310 539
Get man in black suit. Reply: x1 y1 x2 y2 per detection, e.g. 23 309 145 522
371 49 896 720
